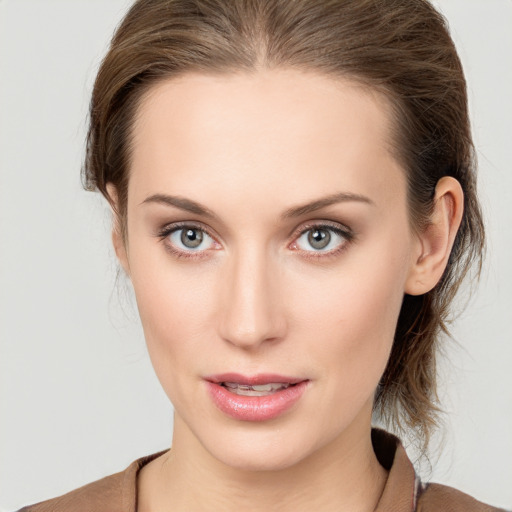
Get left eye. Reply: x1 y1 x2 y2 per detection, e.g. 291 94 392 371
168 226 215 251
294 226 349 252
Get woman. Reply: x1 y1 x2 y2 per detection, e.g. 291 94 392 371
14 0 508 510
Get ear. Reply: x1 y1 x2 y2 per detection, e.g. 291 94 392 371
106 183 130 276
405 176 464 295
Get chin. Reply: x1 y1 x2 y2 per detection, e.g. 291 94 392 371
211 440 312 472
195 420 325 472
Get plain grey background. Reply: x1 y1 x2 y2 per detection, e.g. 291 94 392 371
0 0 511 510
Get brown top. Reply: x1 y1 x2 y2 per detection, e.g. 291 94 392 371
17 429 507 512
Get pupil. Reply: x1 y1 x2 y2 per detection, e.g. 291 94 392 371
181 228 203 248
308 229 330 249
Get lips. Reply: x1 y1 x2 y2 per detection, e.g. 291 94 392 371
204 373 309 421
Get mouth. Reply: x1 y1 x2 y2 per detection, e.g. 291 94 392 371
204 373 309 421
220 381 294 396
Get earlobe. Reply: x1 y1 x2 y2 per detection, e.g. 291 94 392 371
105 183 130 276
405 176 464 296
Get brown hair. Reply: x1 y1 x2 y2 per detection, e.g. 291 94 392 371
83 0 485 451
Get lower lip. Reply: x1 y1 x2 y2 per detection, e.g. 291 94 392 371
205 381 309 422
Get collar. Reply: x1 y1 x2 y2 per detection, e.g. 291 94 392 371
371 428 419 512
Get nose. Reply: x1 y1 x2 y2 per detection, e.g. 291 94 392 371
217 245 287 350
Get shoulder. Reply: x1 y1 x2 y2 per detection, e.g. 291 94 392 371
16 450 168 512
417 482 508 512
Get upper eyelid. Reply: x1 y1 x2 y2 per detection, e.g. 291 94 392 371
293 220 351 236
157 220 215 238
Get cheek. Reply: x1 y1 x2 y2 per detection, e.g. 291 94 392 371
127 247 216 396
128 229 213 334
287 234 410 387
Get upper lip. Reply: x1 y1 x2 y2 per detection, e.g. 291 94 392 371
205 373 306 385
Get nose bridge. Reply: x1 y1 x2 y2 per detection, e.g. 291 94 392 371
218 241 285 349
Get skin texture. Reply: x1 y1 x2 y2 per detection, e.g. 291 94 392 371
108 68 463 512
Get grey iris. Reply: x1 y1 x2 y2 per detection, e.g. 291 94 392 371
308 228 330 250
181 228 203 248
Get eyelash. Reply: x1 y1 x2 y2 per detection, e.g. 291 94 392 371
156 221 355 261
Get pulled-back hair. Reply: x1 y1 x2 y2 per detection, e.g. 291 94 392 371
83 0 485 452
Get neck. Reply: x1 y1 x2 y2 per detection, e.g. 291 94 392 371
138 412 388 512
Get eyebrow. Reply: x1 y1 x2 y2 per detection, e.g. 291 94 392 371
282 191 374 218
141 194 219 220
141 191 374 220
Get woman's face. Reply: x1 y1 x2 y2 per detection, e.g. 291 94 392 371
120 69 420 471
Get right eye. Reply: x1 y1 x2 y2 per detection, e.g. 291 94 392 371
158 223 220 259
167 226 215 252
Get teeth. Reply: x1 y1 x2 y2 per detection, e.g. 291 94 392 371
222 382 291 396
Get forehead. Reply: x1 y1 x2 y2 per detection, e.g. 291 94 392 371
128 68 404 210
